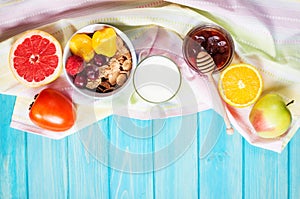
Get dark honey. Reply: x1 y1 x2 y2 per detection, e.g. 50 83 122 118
183 24 234 73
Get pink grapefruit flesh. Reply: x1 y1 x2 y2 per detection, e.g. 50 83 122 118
9 30 62 87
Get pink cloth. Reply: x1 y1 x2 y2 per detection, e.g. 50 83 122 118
0 0 164 40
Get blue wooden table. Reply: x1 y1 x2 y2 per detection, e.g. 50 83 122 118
1 93 300 199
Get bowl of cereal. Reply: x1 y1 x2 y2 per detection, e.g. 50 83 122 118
63 24 137 100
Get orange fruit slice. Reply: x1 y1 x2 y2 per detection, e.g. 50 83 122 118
218 63 263 108
69 33 95 62
9 30 62 87
92 27 117 57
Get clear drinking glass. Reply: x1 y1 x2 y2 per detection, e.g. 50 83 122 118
133 55 182 104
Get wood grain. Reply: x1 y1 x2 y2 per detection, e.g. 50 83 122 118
1 93 300 199
26 134 68 199
0 95 27 199
108 116 154 199
199 110 243 199
153 114 198 199
243 141 289 199
288 129 300 199
68 119 110 199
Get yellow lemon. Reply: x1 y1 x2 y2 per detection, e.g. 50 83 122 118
92 27 117 57
69 33 94 62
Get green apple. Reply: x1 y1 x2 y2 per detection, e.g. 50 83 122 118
249 93 293 138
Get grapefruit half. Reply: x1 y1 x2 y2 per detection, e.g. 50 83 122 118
9 30 62 87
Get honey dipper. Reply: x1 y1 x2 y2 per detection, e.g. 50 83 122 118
196 51 234 135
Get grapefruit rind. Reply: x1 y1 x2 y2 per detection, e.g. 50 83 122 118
218 64 263 108
9 29 62 87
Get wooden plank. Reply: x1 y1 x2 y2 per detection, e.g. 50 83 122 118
198 110 243 199
67 118 110 199
153 114 198 199
0 95 28 199
3 93 300 198
26 134 68 199
108 116 154 198
243 137 289 199
288 128 300 199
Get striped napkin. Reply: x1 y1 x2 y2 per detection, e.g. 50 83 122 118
0 0 300 152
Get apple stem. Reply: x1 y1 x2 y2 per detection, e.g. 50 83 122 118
286 100 295 107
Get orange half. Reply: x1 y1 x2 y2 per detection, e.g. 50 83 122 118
218 63 263 108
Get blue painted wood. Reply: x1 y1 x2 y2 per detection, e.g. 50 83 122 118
198 110 243 199
0 95 27 199
153 114 198 199
26 134 68 199
243 138 289 199
288 129 300 199
108 116 154 198
67 120 110 199
2 93 300 198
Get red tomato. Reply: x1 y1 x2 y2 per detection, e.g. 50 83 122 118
29 88 76 131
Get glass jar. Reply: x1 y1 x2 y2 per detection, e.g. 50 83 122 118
182 24 235 73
